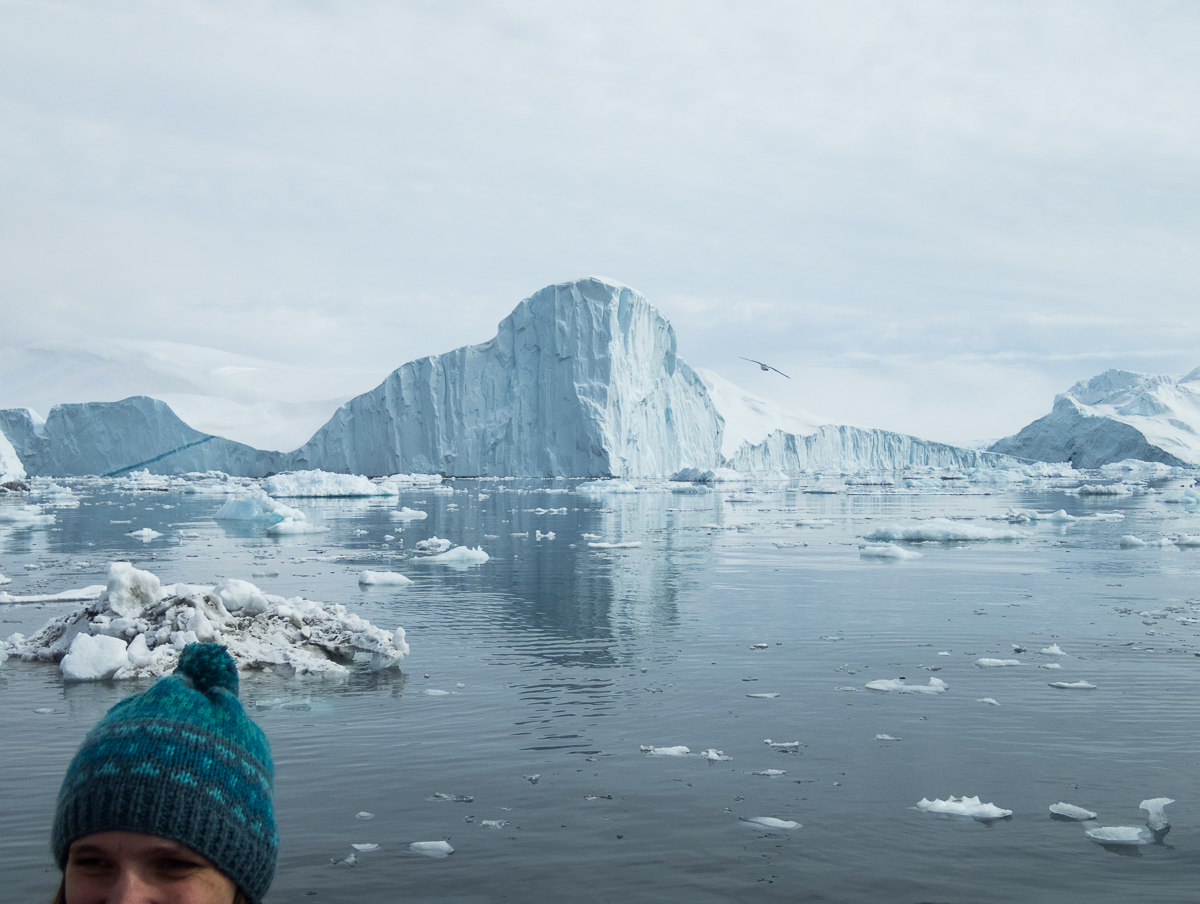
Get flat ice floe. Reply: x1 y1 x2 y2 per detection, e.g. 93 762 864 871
916 796 1012 820
859 542 923 560
741 817 800 830
1048 680 1096 690
0 504 56 526
263 470 404 497
587 541 643 549
975 658 1021 667
1086 826 1151 845
1049 802 1097 820
866 677 947 694
391 507 428 521
415 546 490 565
357 571 414 586
409 841 453 858
641 745 690 756
863 518 1027 542
3 562 409 679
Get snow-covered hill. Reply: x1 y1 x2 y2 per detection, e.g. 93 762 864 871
989 367 1200 468
0 339 384 452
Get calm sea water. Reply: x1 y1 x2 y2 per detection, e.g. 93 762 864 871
2 475 1199 903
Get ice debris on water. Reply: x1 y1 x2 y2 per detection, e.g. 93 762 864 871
864 519 1027 542
1049 680 1096 690
977 698 1000 706
1086 826 1150 845
866 677 947 694
1040 663 1062 669
1048 802 1096 820
390 507 428 521
975 658 1021 667
423 689 453 696
356 812 374 819
415 537 453 553
741 816 800 830
745 692 780 698
333 853 357 866
753 769 787 776
763 740 800 750
1119 535 1147 548
916 796 1012 820
702 749 731 762
416 546 490 565
2 561 409 679
126 528 161 542
859 542 923 560
428 793 474 803
480 820 509 829
641 745 689 757
876 734 901 741
1141 797 1174 832
1040 644 1065 655
409 841 453 858
351 844 379 852
524 774 540 784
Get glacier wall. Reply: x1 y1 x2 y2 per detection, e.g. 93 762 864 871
0 425 25 485
990 368 1200 468
0 397 289 478
290 278 725 478
728 425 1018 472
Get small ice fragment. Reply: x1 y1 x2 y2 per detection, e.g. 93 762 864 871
763 740 800 749
858 542 923 559
1049 802 1096 820
480 819 509 829
351 844 379 852
1040 644 1065 655
745 692 780 698
975 658 1021 667
865 677 947 694
391 507 428 521
753 769 787 776
524 774 540 784
126 528 162 541
976 698 1000 706
1140 798 1174 832
876 734 901 741
428 793 474 803
1040 663 1062 669
702 749 731 762
916 796 1012 820
338 853 357 866
34 707 56 714
937 651 950 656
750 643 769 649
641 746 689 757
424 689 452 696
741 816 800 830
409 841 453 858
456 682 465 687
1048 681 1096 689
1119 535 1147 548
358 570 414 586
1086 826 1150 845
1012 644 1027 653
356 812 374 820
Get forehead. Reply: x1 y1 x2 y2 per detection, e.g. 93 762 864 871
70 831 195 857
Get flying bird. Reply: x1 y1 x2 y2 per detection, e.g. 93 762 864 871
740 357 790 379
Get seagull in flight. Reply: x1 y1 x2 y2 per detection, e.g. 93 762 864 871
740 357 790 379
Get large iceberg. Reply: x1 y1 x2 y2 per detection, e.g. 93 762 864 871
0 397 288 478
0 425 26 487
2 278 1026 479
989 367 1200 468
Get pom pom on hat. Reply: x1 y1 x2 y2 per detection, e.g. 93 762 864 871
176 641 239 694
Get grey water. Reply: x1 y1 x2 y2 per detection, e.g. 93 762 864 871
2 475 1199 903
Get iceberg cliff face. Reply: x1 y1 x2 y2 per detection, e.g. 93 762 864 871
0 397 288 478
989 368 1200 468
291 278 725 478
0 426 25 485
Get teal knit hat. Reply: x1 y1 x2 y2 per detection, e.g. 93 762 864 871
52 643 277 903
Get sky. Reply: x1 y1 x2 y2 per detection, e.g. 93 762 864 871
3 0 1199 445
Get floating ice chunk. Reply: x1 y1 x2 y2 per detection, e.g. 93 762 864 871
975 658 1021 667
876 734 901 741
216 578 270 615
750 643 768 649
1176 534 1200 547
746 692 780 698
741 816 800 830
415 537 452 553
126 528 161 542
351 843 379 852
358 571 414 586
480 819 509 829
265 518 328 535
0 573 9 585
1140 798 1174 832
1086 826 1150 845
1076 483 1133 496
866 677 948 694
336 852 357 866
524 774 540 784
917 796 1012 820
1040 663 1062 669
1040 644 1065 655
0 505 55 526
587 541 642 549
391 507 428 521
753 769 786 776
1049 802 1096 820
702 749 731 762
214 489 305 524
356 812 374 820
1119 535 1147 548
424 689 453 696
859 542 923 560
264 470 399 497
409 841 453 858
763 740 800 749
864 519 1027 542
977 698 1000 706
417 546 490 565
938 651 950 656
1047 509 1077 522
1049 681 1096 689
428 792 473 802
60 634 129 681
535 530 555 541
641 745 690 756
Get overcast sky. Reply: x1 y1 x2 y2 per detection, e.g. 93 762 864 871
3 0 1198 444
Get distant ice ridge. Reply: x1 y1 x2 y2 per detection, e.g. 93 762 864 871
3 562 408 679
990 367 1200 468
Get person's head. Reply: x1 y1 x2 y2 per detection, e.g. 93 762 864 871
51 643 276 904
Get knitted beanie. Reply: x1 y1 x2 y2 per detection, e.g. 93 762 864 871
52 643 277 903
